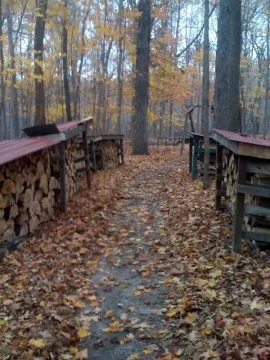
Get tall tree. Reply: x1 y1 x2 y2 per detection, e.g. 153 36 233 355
6 3 19 137
34 0 48 126
214 0 242 131
202 0 210 189
0 0 6 139
132 0 151 155
227 0 242 132
62 0 72 122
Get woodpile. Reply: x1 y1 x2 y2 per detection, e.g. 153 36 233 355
0 149 58 242
223 150 270 242
103 142 119 169
0 139 83 243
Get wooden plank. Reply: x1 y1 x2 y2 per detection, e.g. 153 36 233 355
246 159 270 174
237 184 270 198
189 138 193 173
238 143 270 160
244 204 270 220
216 143 223 211
192 138 198 180
233 157 247 253
243 231 270 243
83 130 91 189
58 142 67 212
212 132 238 154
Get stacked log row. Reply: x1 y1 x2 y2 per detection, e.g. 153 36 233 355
0 148 59 242
223 151 238 215
0 139 83 243
223 150 270 239
103 142 119 169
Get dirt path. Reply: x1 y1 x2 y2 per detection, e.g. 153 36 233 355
2 148 270 360
83 155 181 360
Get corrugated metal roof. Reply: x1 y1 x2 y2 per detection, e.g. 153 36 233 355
56 120 78 133
0 138 60 167
214 129 270 147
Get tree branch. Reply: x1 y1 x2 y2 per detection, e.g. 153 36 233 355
175 2 219 58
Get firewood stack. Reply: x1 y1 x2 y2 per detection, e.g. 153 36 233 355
103 142 119 169
223 150 270 240
0 149 58 242
223 151 238 215
0 139 83 243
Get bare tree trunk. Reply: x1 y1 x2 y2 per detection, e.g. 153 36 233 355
202 0 210 189
117 0 124 133
74 8 89 120
132 0 151 155
34 0 48 126
214 0 230 130
265 0 270 134
6 3 19 138
227 0 242 132
0 0 6 139
62 0 72 122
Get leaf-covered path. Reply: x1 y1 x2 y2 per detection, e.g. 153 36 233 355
2 148 270 360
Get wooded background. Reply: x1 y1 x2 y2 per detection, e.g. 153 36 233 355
0 0 269 140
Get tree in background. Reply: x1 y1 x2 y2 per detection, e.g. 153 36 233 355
132 0 151 155
214 0 242 131
202 0 210 188
34 0 48 126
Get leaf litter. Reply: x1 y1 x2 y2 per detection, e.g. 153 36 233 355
0 146 270 359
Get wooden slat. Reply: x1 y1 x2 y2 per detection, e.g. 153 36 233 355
246 160 270 174
244 204 270 220
243 231 270 243
237 184 270 198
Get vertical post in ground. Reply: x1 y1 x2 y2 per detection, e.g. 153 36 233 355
233 156 246 253
59 141 67 212
215 143 223 210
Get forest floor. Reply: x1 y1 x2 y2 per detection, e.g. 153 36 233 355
1 146 270 360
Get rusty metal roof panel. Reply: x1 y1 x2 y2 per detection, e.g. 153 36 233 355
0 137 59 167
213 129 270 147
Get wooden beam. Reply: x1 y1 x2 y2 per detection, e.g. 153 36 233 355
58 141 67 212
243 231 270 243
246 160 270 174
233 157 247 253
244 204 270 220
82 130 91 189
237 184 270 198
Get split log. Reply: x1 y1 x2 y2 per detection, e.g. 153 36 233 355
34 190 43 202
27 172 36 187
29 201 41 217
0 194 4 209
16 174 25 202
10 204 18 219
0 219 7 236
15 211 29 225
20 223 29 236
1 179 15 195
39 173 48 194
3 229 15 242
29 215 39 233
22 188 33 210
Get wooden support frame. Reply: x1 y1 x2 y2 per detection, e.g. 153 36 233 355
233 157 247 253
119 138 124 165
82 130 91 188
215 143 223 210
58 141 67 212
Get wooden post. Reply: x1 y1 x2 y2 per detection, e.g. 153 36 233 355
120 138 124 165
189 137 193 173
215 143 223 210
192 138 198 180
92 140 97 171
83 129 91 188
100 142 104 170
233 156 247 253
58 141 67 212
